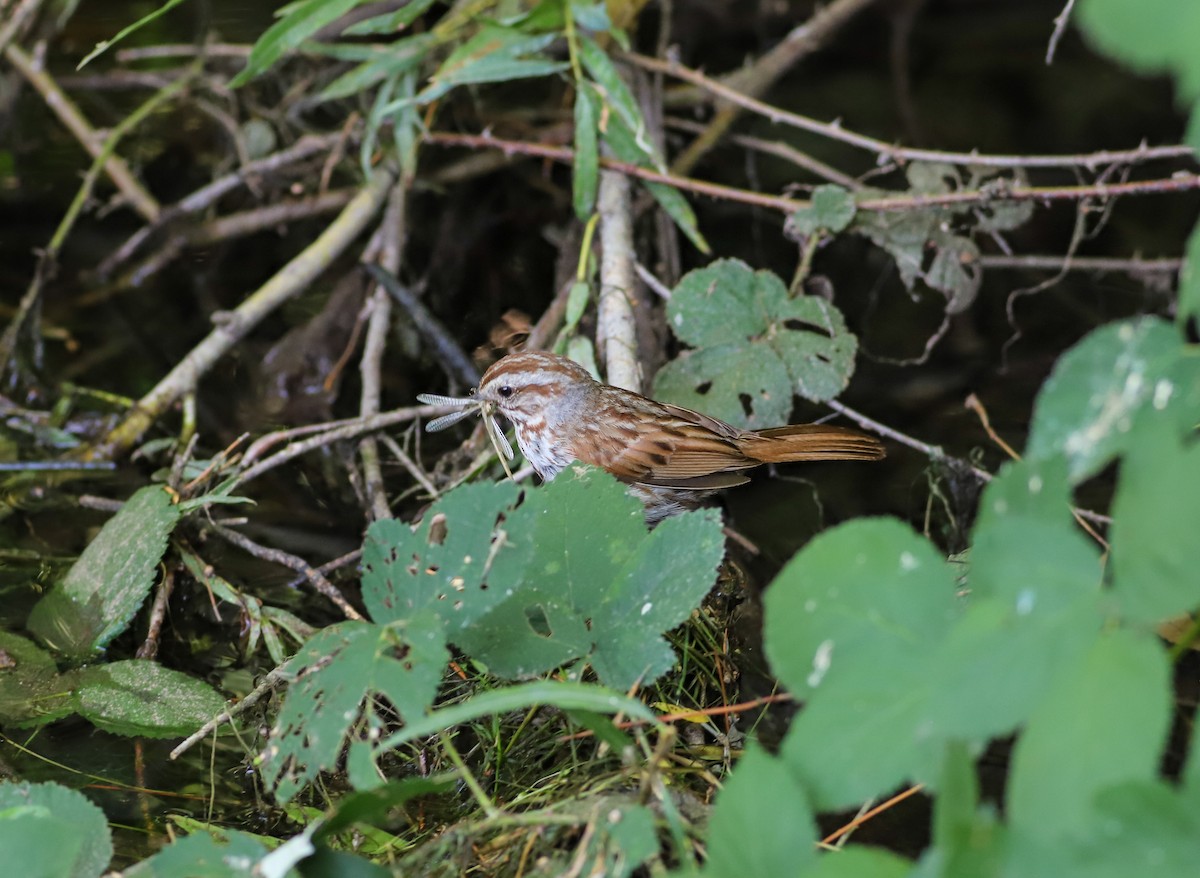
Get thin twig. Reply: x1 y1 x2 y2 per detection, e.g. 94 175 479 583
379 433 439 498
362 264 480 388
238 404 447 486
92 168 395 460
209 522 362 621
360 184 408 515
169 657 326 760
1045 0 1077 65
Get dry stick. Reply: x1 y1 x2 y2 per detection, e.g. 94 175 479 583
209 522 362 621
425 132 1200 216
360 182 409 521
6 44 161 221
136 565 175 660
92 168 395 460
597 169 641 392
379 434 439 498
671 0 880 176
91 191 358 301
628 51 1197 171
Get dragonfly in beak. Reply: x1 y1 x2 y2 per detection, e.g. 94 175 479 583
416 390 517 479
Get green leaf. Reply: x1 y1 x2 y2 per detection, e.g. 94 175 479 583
767 519 958 809
1179 221 1200 325
787 185 856 236
375 679 656 752
74 660 226 738
925 232 981 313
418 26 566 104
573 84 600 219
1026 317 1200 482
343 0 439 35
231 0 370 87
0 631 74 727
921 460 1104 738
263 619 448 802
76 0 189 69
577 803 659 878
653 259 858 427
1077 0 1200 102
364 469 724 690
802 848 914 878
317 35 434 102
27 485 180 661
930 741 1005 878
0 781 112 878
361 480 521 626
1007 629 1172 839
122 827 270 877
702 748 817 878
1109 423 1200 624
459 467 726 689
596 102 710 252
578 36 644 137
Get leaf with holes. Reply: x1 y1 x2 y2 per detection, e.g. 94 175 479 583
361 480 522 627
261 618 447 802
653 258 858 428
459 467 726 688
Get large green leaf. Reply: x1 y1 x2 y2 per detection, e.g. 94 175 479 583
73 660 227 738
1109 423 1200 624
361 480 521 626
1007 630 1172 839
702 748 817 878
0 781 112 878
654 259 858 428
1026 317 1200 482
1078 0 1200 103
27 485 181 661
464 469 725 687
767 519 958 809
364 468 724 690
231 0 372 87
123 827 271 877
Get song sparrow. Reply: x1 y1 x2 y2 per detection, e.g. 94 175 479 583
419 351 884 522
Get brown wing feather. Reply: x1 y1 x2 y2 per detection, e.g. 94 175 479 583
741 424 885 462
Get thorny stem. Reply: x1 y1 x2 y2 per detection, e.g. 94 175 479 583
628 50 1195 171
425 131 1200 216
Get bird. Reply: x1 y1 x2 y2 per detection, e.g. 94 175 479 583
419 350 884 522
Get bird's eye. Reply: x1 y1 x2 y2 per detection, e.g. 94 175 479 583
498 385 514 398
